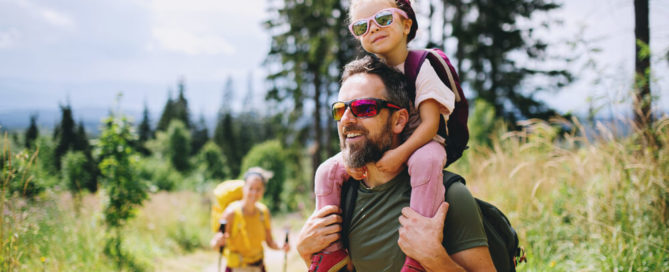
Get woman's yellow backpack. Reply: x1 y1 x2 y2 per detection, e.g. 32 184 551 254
210 179 245 232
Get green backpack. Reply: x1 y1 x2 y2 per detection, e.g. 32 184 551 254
340 171 526 272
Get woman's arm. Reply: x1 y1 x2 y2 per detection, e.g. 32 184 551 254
376 99 442 173
264 211 290 251
210 209 234 250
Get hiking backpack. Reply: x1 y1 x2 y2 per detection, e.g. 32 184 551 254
404 49 469 167
210 179 245 232
340 171 525 272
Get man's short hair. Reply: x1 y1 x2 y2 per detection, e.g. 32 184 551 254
341 55 410 110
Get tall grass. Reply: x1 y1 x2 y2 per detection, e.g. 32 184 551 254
451 116 669 271
1 129 213 271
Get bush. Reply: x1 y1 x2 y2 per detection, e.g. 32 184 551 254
196 141 230 181
166 121 191 172
240 140 299 212
137 157 181 192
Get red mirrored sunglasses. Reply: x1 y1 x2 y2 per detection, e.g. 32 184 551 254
331 98 402 121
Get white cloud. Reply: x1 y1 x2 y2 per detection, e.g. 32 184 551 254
0 28 20 49
151 27 235 55
39 8 75 29
7 0 76 30
144 0 268 56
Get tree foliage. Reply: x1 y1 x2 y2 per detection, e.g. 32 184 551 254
166 120 191 172
190 114 209 155
53 104 77 170
264 0 359 182
196 141 230 181
240 140 297 212
213 77 282 177
53 105 98 191
424 0 572 126
96 113 148 269
137 103 153 155
157 79 191 132
24 114 39 149
97 114 147 228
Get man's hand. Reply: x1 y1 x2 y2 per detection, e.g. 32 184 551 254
376 147 408 174
296 205 343 266
398 202 451 270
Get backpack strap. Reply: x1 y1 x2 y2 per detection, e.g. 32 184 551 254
425 49 461 102
443 170 466 191
404 50 429 103
340 178 359 250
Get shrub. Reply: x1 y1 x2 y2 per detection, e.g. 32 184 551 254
240 140 298 212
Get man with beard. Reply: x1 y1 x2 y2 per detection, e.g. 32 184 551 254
296 56 495 272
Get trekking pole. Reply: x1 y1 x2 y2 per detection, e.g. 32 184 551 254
217 219 227 272
283 228 289 272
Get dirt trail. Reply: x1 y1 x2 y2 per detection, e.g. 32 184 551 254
157 213 308 272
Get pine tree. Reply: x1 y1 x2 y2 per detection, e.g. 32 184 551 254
166 120 191 172
213 112 239 176
190 114 209 155
633 0 651 130
74 121 98 192
53 104 77 170
137 103 153 155
173 78 191 128
157 91 174 132
24 114 39 149
157 79 191 131
429 0 572 126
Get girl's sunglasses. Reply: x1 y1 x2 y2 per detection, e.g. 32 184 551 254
348 8 408 38
332 98 402 121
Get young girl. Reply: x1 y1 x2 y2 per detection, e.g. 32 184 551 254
311 0 455 271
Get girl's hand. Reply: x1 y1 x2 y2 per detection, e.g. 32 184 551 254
345 165 367 180
376 148 407 173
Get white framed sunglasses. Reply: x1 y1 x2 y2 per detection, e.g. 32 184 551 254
348 8 408 38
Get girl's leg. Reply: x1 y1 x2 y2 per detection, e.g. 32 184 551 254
314 152 349 252
406 141 446 217
401 141 446 272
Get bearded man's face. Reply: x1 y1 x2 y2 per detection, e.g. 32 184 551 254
340 116 393 169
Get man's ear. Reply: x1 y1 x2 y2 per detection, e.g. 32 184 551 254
391 108 409 134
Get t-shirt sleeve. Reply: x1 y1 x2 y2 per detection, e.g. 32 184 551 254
442 182 488 255
415 61 456 118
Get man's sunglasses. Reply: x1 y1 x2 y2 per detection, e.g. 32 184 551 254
332 98 402 121
348 8 408 38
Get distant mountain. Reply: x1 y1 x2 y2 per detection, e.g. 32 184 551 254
0 107 141 135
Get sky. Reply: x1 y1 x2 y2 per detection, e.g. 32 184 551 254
0 0 667 129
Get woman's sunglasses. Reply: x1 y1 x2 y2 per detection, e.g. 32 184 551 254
332 98 402 121
348 8 408 38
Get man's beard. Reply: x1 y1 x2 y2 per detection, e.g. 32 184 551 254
340 117 393 169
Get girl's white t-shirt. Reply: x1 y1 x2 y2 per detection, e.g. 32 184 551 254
395 61 455 143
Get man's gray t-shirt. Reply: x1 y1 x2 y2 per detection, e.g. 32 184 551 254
347 170 488 271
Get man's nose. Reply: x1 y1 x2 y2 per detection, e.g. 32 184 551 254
339 107 357 124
